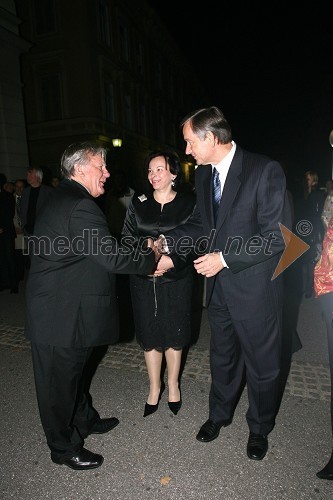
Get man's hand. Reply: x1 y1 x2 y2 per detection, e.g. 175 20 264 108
193 253 224 277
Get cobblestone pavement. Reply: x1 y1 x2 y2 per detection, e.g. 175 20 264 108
0 320 330 402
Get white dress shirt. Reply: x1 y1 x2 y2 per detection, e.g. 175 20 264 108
211 141 236 267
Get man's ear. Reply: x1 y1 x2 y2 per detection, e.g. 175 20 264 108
205 131 216 145
73 163 84 177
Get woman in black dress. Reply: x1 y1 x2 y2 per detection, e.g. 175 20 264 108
122 150 196 417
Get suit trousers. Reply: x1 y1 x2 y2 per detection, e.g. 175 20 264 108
207 279 282 436
318 293 333 435
30 342 100 461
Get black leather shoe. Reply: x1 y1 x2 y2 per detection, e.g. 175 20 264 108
317 462 333 480
88 417 119 435
196 419 222 442
247 432 268 460
52 448 104 470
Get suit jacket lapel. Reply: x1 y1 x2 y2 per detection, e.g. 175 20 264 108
215 148 243 230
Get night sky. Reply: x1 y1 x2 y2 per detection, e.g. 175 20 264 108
148 1 333 188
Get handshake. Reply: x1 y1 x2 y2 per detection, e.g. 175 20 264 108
147 235 174 277
147 235 224 278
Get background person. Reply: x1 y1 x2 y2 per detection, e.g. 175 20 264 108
0 173 16 292
122 150 196 417
105 170 135 341
12 179 28 290
21 166 53 237
105 170 135 239
25 142 157 471
321 179 333 233
314 216 333 480
20 166 53 268
51 175 61 188
156 106 291 460
296 170 325 298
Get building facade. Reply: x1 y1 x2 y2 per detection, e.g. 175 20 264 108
14 0 209 190
0 0 30 181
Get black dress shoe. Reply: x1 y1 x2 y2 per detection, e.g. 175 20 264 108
88 417 119 436
247 432 268 460
317 462 333 480
196 419 222 442
52 448 104 470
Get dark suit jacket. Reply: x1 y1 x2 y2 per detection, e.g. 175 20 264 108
0 189 15 238
21 184 53 235
167 146 292 318
25 179 155 347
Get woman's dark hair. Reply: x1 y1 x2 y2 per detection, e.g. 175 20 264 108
144 150 183 189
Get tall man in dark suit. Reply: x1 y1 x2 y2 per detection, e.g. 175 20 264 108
156 107 292 460
25 142 157 470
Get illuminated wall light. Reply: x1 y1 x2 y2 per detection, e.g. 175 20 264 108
112 138 122 148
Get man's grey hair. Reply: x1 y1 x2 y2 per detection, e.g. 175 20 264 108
27 167 43 182
61 142 108 179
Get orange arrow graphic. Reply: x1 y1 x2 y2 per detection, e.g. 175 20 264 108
271 223 310 280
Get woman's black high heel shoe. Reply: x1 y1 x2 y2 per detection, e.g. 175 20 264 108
168 388 182 415
143 383 165 417
168 400 182 415
143 402 159 417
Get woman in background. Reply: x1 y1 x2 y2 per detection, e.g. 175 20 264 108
122 150 196 417
299 171 325 298
314 216 333 480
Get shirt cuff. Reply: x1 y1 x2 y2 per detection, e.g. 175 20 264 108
159 234 170 255
220 252 228 268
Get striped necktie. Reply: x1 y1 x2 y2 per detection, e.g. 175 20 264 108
212 167 221 223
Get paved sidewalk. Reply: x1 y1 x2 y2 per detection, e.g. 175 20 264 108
0 296 330 400
1 285 332 499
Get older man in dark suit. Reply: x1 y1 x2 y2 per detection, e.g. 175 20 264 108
156 107 292 461
20 166 53 236
20 166 53 269
25 142 157 470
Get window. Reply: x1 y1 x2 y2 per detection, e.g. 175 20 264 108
40 74 62 120
118 18 129 62
123 94 132 129
33 0 56 35
135 41 144 76
98 0 111 46
138 102 147 136
104 81 115 122
156 57 163 90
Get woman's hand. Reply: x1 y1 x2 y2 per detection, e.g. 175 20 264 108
153 255 174 276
